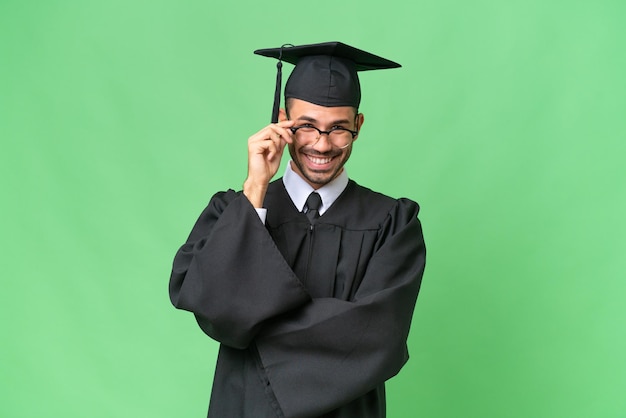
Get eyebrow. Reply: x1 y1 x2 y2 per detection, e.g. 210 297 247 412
296 115 352 125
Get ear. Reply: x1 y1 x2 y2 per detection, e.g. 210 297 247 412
353 113 365 141
278 108 288 122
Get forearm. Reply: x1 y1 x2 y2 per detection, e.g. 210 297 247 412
169 191 311 348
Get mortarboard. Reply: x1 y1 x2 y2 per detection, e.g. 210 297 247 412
254 42 401 123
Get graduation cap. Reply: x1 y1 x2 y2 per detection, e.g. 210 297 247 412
254 42 401 123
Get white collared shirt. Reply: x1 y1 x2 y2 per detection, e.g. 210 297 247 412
282 161 348 215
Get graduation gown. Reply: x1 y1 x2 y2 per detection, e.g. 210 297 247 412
169 179 426 418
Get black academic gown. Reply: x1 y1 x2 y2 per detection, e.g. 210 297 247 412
169 179 426 418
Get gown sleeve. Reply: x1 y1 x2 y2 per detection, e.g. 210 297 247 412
255 198 426 417
169 190 311 349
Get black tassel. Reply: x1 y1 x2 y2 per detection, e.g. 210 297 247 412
271 60 282 123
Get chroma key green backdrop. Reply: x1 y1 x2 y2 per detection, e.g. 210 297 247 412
1 1 625 417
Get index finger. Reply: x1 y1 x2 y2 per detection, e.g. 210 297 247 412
271 120 296 144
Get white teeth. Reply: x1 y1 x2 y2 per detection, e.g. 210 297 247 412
308 156 332 164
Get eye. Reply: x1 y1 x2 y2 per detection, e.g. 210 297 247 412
297 124 318 133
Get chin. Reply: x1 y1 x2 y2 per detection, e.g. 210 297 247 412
303 168 339 186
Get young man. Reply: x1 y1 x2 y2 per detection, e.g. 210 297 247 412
169 42 427 418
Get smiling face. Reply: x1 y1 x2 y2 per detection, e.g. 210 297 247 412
282 98 364 189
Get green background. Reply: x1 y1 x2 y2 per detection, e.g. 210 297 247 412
2 0 625 417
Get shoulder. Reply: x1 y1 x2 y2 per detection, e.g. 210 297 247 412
349 181 419 209
326 180 421 230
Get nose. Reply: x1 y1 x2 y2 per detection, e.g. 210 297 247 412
312 132 334 152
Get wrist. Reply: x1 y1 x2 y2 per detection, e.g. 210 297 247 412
243 178 267 208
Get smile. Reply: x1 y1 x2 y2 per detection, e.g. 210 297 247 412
306 155 334 165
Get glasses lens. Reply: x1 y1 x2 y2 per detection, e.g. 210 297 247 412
328 129 353 148
295 127 319 143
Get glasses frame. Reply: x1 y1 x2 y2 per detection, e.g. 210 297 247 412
289 124 358 149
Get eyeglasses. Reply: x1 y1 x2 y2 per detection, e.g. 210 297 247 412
289 124 358 149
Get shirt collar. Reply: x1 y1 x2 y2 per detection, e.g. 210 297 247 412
282 161 349 215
